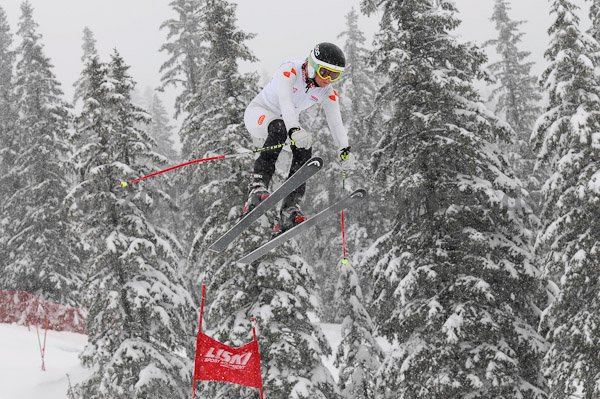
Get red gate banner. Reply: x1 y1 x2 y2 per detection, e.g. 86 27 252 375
194 332 262 388
192 286 263 399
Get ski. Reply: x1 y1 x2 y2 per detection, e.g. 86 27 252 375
236 188 368 264
208 157 324 253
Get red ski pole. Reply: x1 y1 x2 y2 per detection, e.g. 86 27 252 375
341 170 348 264
120 141 293 188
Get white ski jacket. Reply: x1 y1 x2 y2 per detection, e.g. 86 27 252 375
253 60 349 149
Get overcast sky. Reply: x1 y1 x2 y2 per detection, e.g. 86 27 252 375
0 0 592 117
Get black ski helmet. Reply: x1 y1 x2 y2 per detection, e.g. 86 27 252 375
307 42 346 79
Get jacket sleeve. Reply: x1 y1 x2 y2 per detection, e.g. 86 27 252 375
276 63 300 132
321 87 349 149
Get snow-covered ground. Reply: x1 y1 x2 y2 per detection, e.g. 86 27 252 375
0 323 90 399
0 323 345 399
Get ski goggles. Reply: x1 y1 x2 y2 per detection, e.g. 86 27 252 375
316 65 343 81
308 55 344 82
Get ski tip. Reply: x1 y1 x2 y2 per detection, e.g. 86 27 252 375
352 188 368 198
306 156 324 168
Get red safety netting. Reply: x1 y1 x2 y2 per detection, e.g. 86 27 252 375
0 290 87 334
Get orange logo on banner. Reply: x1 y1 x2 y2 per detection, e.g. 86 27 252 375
258 115 266 125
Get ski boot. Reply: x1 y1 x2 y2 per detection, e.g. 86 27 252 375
243 174 270 215
275 204 307 233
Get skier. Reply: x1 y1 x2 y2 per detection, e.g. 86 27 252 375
243 42 355 232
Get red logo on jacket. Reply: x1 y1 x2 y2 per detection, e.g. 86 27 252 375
283 68 296 78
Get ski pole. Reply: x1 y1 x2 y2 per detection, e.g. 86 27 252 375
120 141 293 188
341 170 348 264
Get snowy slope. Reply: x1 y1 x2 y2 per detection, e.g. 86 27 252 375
0 323 344 399
0 324 90 399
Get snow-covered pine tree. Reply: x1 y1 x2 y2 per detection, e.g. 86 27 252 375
182 2 339 398
0 2 80 304
159 0 205 118
73 27 98 105
0 5 15 174
0 4 16 254
193 203 341 399
63 28 103 284
333 259 382 399
71 27 100 188
142 91 182 251
193 231 340 399
359 0 547 397
335 6 390 301
486 0 544 216
589 0 600 42
487 0 541 143
324 9 390 367
294 106 341 323
172 0 258 256
532 1 600 397
300 8 386 322
70 51 196 399
337 8 382 192
132 85 154 112
148 92 178 161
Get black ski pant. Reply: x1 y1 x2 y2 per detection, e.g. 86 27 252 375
253 119 312 209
